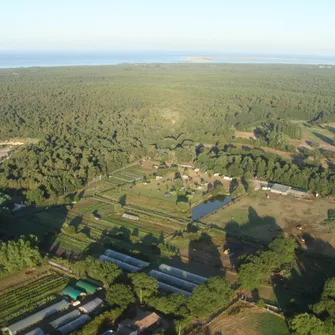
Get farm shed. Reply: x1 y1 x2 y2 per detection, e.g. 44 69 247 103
23 328 45 335
104 249 150 269
58 315 91 335
270 183 291 195
76 280 99 294
79 298 103 314
99 255 141 272
122 213 139 220
149 270 197 292
157 281 192 297
158 264 207 285
49 310 81 329
2 300 70 335
62 286 86 300
287 187 309 199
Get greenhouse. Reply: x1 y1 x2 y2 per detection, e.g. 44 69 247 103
76 280 99 294
104 249 150 268
158 264 207 285
58 315 91 335
2 300 70 335
49 310 81 329
157 281 192 297
149 270 197 292
62 286 86 300
23 328 45 335
99 255 141 272
79 298 103 314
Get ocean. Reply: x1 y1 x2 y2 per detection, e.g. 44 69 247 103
0 51 334 68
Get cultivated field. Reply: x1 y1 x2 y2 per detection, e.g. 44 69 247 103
0 271 70 327
203 303 289 335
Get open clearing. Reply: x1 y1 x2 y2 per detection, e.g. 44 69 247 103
203 192 335 255
202 303 289 335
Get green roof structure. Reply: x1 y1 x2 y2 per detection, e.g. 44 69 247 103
62 286 85 300
75 280 99 294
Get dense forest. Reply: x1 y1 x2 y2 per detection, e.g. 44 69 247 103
0 64 335 200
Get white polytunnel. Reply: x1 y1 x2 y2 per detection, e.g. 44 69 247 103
158 264 207 285
99 255 141 272
157 281 192 297
58 315 91 335
149 270 197 292
104 249 150 268
78 298 103 314
1 300 70 335
49 310 81 329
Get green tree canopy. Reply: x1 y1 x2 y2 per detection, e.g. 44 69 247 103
187 277 233 318
129 272 159 304
106 283 135 309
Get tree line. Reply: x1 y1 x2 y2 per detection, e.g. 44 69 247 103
195 145 335 196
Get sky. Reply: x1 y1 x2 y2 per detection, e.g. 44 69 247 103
1 0 334 55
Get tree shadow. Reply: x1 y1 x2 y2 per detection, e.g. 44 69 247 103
223 206 282 269
272 233 335 316
312 132 333 146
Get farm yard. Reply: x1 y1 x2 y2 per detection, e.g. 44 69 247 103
203 191 335 255
0 270 70 327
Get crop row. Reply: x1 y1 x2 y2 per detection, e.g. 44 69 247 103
0 275 68 313
0 272 63 297
0 295 57 327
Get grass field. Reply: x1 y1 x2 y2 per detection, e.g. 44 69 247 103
203 303 289 335
203 192 335 254
0 271 70 327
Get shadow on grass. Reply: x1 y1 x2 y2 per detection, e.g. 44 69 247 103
312 131 334 146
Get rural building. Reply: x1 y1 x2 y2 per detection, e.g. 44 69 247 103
155 175 163 180
270 183 291 195
223 176 233 181
62 286 86 300
122 213 139 220
79 298 103 314
213 173 220 177
115 312 161 335
58 315 91 335
287 187 309 199
134 313 161 333
1 300 70 335
76 280 100 294
182 175 189 180
50 310 81 329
